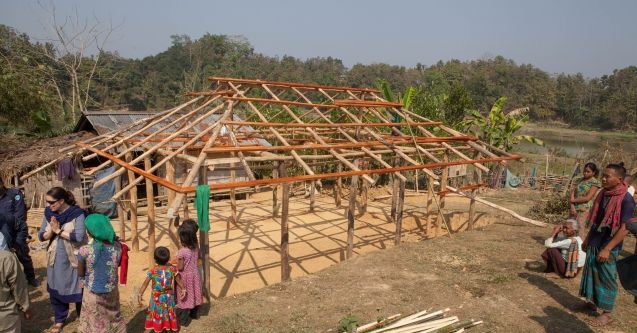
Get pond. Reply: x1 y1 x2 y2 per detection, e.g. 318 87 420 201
515 125 637 157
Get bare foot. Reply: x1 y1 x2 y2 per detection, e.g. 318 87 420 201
590 312 613 327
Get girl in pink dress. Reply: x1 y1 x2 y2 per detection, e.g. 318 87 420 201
175 222 203 326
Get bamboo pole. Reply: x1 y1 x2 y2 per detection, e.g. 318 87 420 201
114 175 126 241
426 176 432 236
197 166 211 302
395 174 406 245
261 84 375 185
95 101 225 190
280 163 291 282
347 161 359 259
440 150 449 210
166 160 175 208
335 163 342 207
273 162 279 218
125 151 139 251
230 158 237 224
166 102 234 220
84 97 210 170
145 157 156 268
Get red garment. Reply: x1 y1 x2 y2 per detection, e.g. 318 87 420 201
118 241 129 285
587 183 628 236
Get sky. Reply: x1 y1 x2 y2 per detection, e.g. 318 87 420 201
1 0 636 77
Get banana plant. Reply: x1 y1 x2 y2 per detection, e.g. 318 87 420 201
376 79 415 122
461 97 544 151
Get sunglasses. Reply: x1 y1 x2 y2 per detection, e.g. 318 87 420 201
46 199 60 205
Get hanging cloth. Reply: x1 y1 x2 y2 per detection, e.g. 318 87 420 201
195 184 210 233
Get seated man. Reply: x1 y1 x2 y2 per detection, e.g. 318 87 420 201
542 219 586 278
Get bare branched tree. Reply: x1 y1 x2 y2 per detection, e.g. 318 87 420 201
37 1 118 123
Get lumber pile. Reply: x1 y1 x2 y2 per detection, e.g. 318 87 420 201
353 309 482 333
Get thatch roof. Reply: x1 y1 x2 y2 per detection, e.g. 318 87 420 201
0 131 95 179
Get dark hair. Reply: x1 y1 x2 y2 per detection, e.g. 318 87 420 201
606 162 627 179
584 162 599 177
46 187 76 206
154 246 170 265
182 219 199 233
178 223 198 250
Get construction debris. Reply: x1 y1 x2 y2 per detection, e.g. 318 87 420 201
352 309 483 333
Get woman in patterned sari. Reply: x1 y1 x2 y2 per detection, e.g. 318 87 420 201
570 162 601 232
77 214 126 333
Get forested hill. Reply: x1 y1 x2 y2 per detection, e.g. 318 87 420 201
1 24 636 135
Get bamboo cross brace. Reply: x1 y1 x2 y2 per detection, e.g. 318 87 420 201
261 84 375 184
166 102 235 218
318 88 440 180
82 96 206 163
226 82 316 177
395 105 504 159
111 102 230 199
78 145 519 193
342 93 440 165
226 126 257 181
92 101 226 189
290 86 407 182
86 97 218 176
347 97 442 162
367 92 491 173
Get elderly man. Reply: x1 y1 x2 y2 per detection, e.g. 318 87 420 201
0 179 36 287
0 250 32 333
579 163 636 327
542 219 586 278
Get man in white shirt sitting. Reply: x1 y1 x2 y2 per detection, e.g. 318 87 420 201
541 219 586 278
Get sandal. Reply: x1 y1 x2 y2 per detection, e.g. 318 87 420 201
50 323 64 333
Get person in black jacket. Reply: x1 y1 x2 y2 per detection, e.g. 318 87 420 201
0 178 38 286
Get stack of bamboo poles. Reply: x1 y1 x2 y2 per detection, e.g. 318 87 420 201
355 309 482 333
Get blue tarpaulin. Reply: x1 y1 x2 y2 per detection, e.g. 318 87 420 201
90 166 117 217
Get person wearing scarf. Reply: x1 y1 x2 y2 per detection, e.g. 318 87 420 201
578 163 635 327
77 214 126 333
37 187 86 333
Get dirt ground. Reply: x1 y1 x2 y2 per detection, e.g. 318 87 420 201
22 187 637 332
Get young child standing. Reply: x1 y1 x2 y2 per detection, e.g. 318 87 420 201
175 222 203 326
139 246 186 332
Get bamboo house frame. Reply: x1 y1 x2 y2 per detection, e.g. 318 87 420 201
25 77 524 299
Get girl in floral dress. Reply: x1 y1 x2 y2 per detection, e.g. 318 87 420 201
175 222 203 326
139 247 186 332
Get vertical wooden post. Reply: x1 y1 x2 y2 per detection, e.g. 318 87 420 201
426 175 433 236
468 189 477 231
198 166 211 302
361 177 368 215
144 157 156 267
415 170 420 193
280 163 291 282
166 160 176 208
335 163 342 207
183 196 190 220
230 159 237 223
440 150 449 210
273 162 279 217
469 153 482 231
395 174 405 245
346 160 359 259
391 158 400 223
125 151 139 252
114 175 126 241
309 150 316 212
